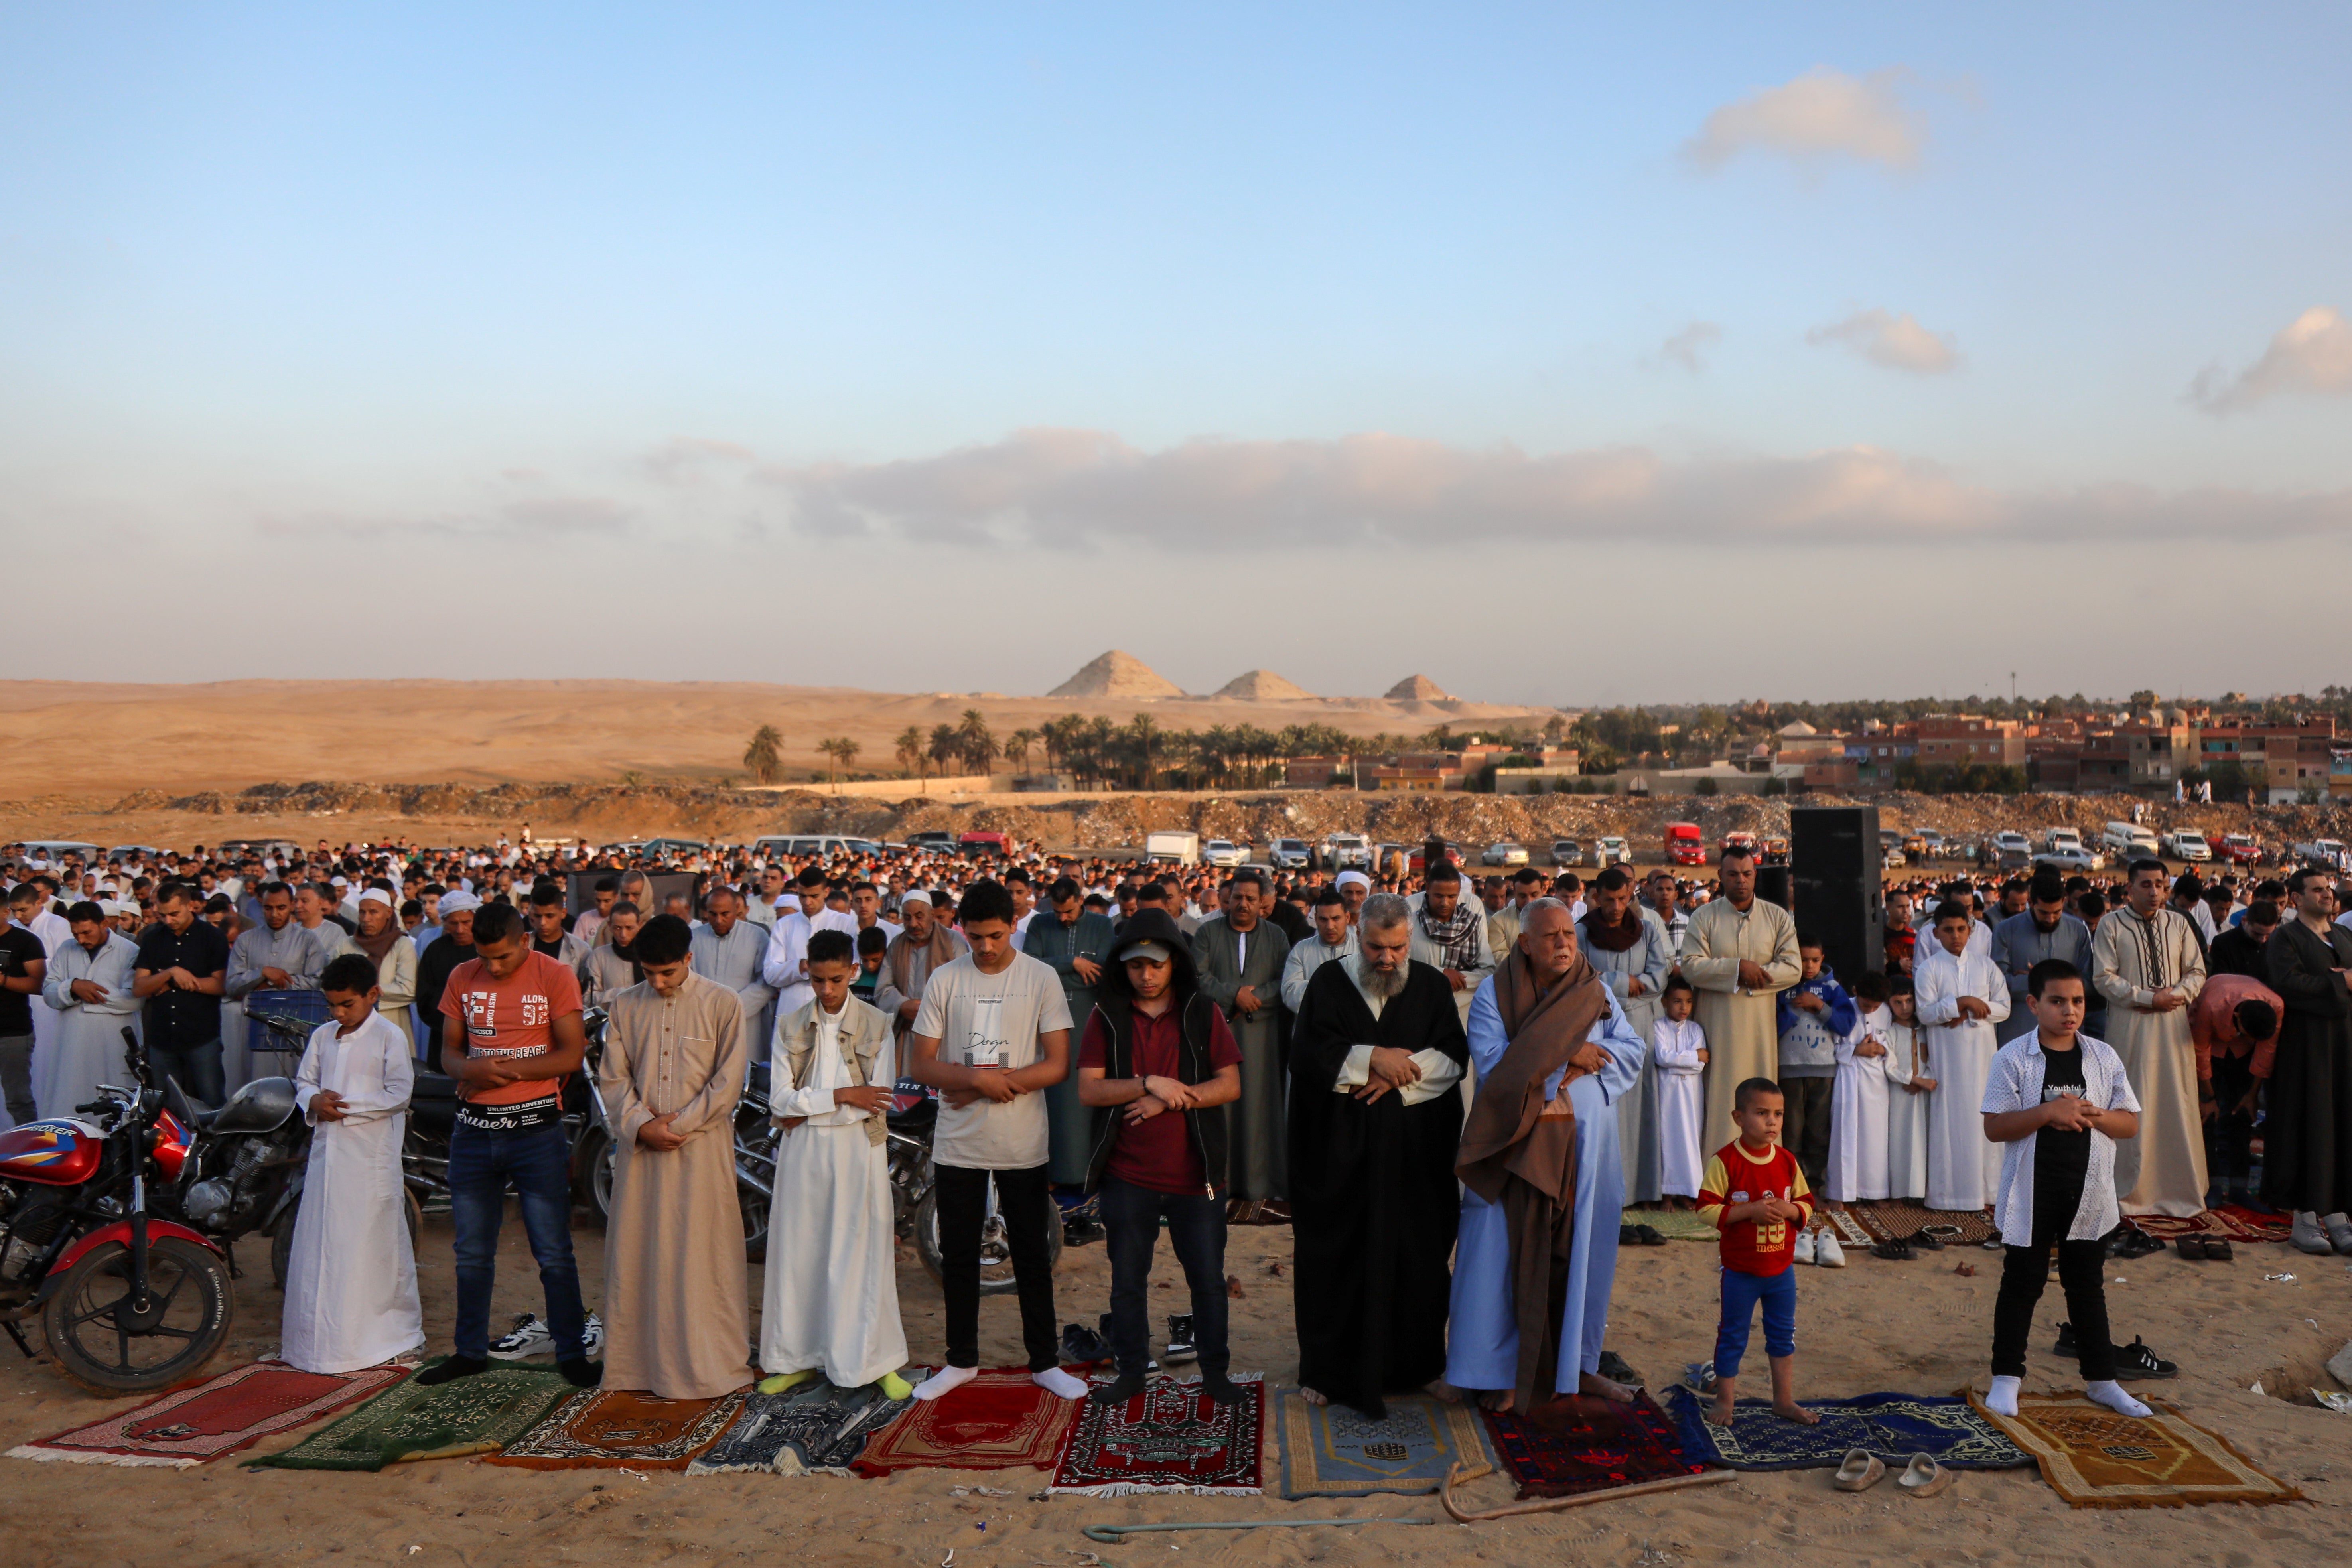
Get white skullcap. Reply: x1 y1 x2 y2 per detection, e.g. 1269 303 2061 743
899 888 934 908
358 888 394 908
438 890 482 915
1335 870 1372 891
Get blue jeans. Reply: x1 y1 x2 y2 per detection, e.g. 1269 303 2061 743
149 1035 225 1108
1714 1266 1797 1379
448 1122 588 1361
1099 1176 1228 1377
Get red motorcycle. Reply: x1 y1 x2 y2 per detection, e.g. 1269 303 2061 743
0 1028 235 1393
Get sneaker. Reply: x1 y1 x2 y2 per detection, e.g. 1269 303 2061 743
2053 1321 2078 1359
1061 1322 1110 1365
488 1314 552 1361
580 1313 605 1359
1096 1312 1157 1373
1794 1230 1816 1265
1814 1232 1846 1268
1163 1314 1198 1365
1681 1361 1718 1396
2111 1336 2178 1380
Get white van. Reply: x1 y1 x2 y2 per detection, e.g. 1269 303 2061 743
2102 821 2161 859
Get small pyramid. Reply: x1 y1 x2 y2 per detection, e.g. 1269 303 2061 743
1047 650 1185 699
1215 669 1315 701
1385 674 1454 701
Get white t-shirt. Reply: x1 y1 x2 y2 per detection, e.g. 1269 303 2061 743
915 951 1074 1171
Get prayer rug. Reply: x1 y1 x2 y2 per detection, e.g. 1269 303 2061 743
1969 1391 2301 1508
1479 1391 1705 1500
1851 1201 1996 1245
8 1360 408 1468
1047 1374 1263 1497
1630 1207 1720 1243
1820 1210 1873 1248
485 1386 747 1470
2128 1206 2291 1244
688 1374 925 1477
1663 1388 2031 1472
248 1361 572 1470
1273 1388 1496 1499
851 1368 1082 1475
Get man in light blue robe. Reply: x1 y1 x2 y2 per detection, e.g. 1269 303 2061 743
1444 952 1647 1408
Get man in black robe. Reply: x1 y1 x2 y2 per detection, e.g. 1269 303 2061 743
2265 866 2352 1254
1287 893 1468 1418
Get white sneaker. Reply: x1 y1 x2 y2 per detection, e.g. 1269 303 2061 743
488 1314 551 1361
580 1313 605 1359
1794 1230 1816 1265
1815 1232 1846 1268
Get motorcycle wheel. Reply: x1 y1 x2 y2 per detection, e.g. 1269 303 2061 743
271 1188 424 1290
912 1180 1062 1297
572 1126 615 1221
42 1237 235 1395
740 1179 769 1265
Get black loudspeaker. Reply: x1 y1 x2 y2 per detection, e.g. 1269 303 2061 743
1788 806 1884 984
1754 865 1792 910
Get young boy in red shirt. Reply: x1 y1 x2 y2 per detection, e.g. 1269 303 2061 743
1697 1077 1822 1427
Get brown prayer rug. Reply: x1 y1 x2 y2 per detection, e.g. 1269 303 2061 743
2125 1205 2291 1244
484 1387 748 1470
1851 1201 1996 1245
1968 1390 2301 1508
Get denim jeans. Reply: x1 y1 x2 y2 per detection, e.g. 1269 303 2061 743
448 1122 588 1361
936 1162 1059 1371
1099 1176 1228 1377
149 1035 225 1108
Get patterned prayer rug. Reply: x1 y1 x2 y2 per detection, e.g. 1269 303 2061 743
1970 1391 2301 1508
248 1361 573 1470
1479 1391 1707 1500
1047 1375 1265 1497
1663 1388 2032 1471
8 1360 409 1468
2127 1205 2291 1244
1628 1207 1721 1243
1850 1201 1997 1245
851 1368 1082 1475
1820 1210 1874 1247
1273 1388 1496 1499
485 1386 747 1470
688 1374 924 1477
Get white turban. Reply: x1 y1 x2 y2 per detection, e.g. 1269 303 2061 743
1335 870 1372 891
358 888 394 908
438 890 482 915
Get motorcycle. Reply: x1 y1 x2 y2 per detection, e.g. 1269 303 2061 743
0 1027 235 1393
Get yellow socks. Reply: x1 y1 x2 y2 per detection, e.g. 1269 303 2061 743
879 1370 913 1401
757 1369 818 1396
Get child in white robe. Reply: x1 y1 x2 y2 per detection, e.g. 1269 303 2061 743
1824 971 1895 1203
282 954 422 1374
1649 976 1708 1201
1916 901 2010 1211
1883 977 1932 1201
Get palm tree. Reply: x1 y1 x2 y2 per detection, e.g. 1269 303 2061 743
930 723 962 779
1006 728 1039 775
957 709 998 775
742 724 784 785
816 736 859 789
1127 712 1165 791
894 725 927 780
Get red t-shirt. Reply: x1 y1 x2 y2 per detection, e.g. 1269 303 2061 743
1078 1000 1241 1196
440 950 582 1132
1697 1139 1812 1276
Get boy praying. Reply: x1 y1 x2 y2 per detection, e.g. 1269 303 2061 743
1699 1078 1819 1427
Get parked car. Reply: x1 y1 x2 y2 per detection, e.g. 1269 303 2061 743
2219 833 2262 867
1664 823 1705 866
1481 841 1529 867
906 830 956 853
1593 836 1632 868
1993 830 2033 871
1267 838 1312 870
958 830 1010 857
1550 839 1584 868
1201 839 1247 869
2160 829 2212 862
1911 828 1948 859
1408 841 1467 875
2292 837 2348 866
2033 845 2102 873
2042 826 2085 855
1321 832 1372 871
2102 821 2161 860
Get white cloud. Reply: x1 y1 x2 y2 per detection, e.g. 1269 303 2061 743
2190 306 2352 414
1684 67 1924 173
1659 321 1723 372
1806 308 1960 374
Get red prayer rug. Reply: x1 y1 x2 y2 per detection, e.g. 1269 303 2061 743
2128 1205 2291 1244
851 1368 1082 1475
7 1360 410 1468
1047 1374 1264 1497
1479 1391 1706 1500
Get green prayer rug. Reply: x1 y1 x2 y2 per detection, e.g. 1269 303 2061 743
247 1361 574 1471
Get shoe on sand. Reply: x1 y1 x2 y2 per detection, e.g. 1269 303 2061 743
1833 1449 1886 1491
1897 1453 1957 1497
1794 1230 1816 1265
1814 1232 1846 1268
2291 1213 2335 1255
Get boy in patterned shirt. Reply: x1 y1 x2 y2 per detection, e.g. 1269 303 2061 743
1697 1078 1822 1427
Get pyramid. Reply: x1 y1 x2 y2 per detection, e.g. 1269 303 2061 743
1214 669 1315 701
1385 674 1455 701
1047 650 1185 699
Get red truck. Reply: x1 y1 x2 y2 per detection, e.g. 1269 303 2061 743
1665 823 1705 866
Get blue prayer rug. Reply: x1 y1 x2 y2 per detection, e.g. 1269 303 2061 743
1663 1388 2033 1471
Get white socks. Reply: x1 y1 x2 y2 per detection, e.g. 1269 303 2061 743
913 1365 978 1402
1986 1375 2021 1417
2085 1380 2151 1418
1033 1367 1089 1400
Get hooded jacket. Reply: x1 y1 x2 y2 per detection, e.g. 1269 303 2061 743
1081 908 1230 1196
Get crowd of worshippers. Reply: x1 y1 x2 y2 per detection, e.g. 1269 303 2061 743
5 830 2351 1423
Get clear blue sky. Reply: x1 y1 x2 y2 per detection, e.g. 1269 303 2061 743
5 5 2348 704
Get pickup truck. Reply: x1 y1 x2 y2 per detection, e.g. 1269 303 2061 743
2219 833 2262 867
2292 837 2348 866
1321 833 1372 871
2160 829 2211 862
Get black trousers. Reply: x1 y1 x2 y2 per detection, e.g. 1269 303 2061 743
1777 1074 1834 1190
936 1162 1060 1373
2204 1052 2257 1186
1100 1177 1228 1377
1990 1178 2116 1381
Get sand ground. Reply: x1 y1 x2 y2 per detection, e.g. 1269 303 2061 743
0 1207 2345 1568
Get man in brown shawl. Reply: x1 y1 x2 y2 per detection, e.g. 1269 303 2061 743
1446 900 1650 1413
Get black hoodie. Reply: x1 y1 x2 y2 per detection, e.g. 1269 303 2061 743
1081 908 1232 1196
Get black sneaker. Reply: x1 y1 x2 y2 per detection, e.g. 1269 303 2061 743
2053 1321 2078 1358
2112 1336 2178 1380
1061 1322 1110 1365
1163 1314 1198 1365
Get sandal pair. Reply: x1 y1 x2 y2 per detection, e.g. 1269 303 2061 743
1833 1450 1955 1497
2175 1235 2234 1261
